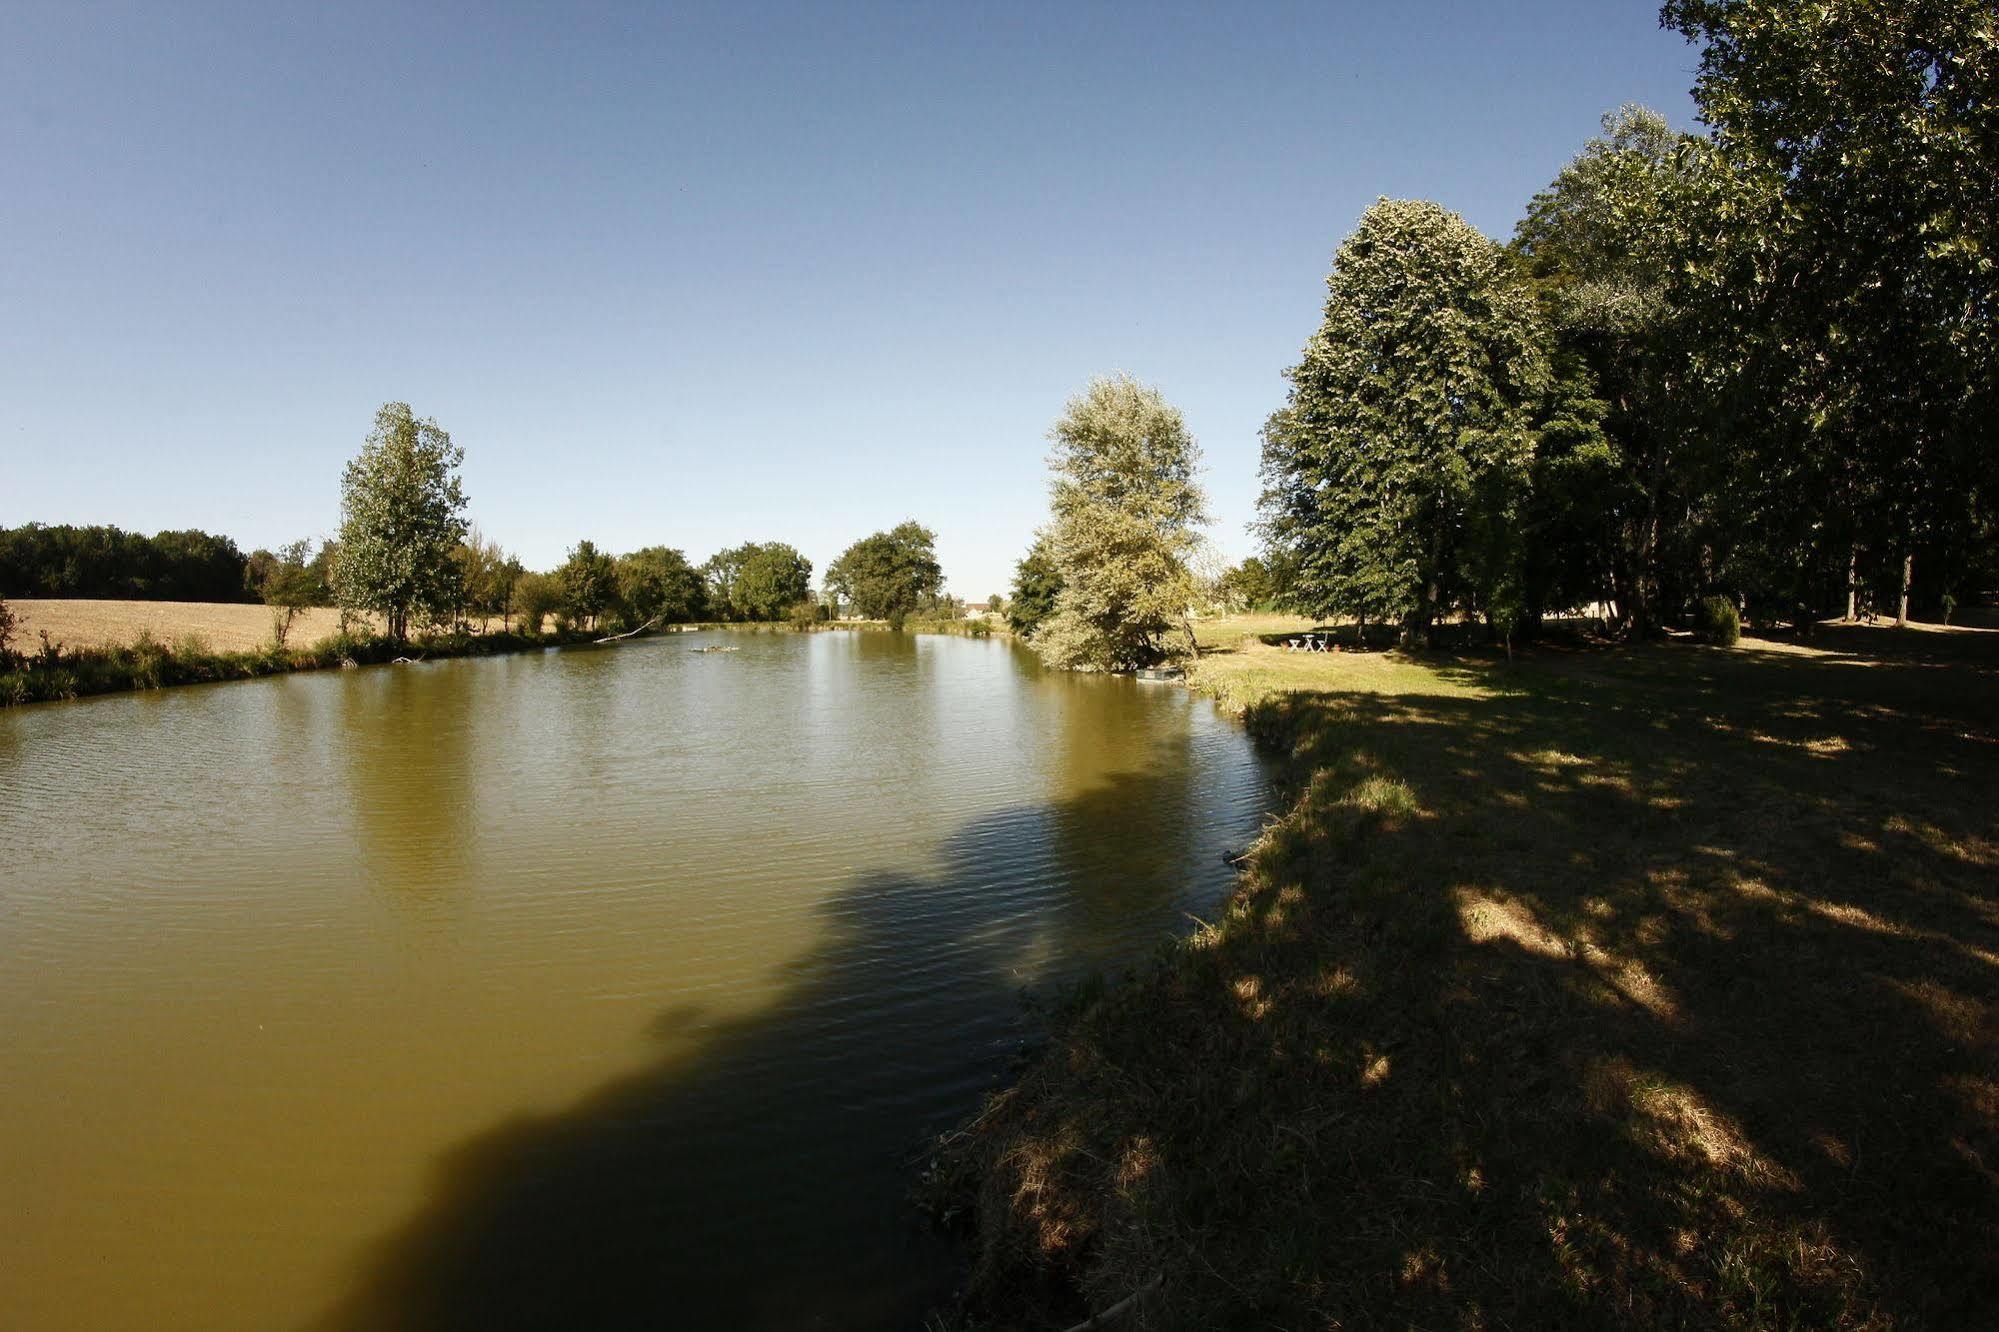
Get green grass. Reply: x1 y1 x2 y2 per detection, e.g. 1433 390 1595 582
0 624 592 706
940 623 1999 1329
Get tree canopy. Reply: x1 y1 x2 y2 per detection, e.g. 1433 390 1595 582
616 546 707 626
332 403 469 643
1261 199 1550 646
557 540 617 629
1661 0 1999 622
0 524 255 602
825 521 944 630
260 538 328 646
703 542 812 621
1031 375 1208 670
1008 533 1063 636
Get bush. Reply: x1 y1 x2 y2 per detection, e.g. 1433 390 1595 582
129 630 169 690
1695 594 1741 646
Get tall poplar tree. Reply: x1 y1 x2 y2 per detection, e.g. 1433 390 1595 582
1034 374 1207 671
333 402 469 644
1261 199 1550 646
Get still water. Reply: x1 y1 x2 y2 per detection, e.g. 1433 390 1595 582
0 630 1268 1330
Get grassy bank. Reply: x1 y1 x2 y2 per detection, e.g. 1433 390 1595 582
0 623 596 707
939 621 1999 1328
0 607 1007 706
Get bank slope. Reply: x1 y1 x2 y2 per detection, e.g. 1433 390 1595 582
941 626 1999 1329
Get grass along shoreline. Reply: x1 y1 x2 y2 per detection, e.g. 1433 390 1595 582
0 622 601 707
0 602 1007 706
935 618 1999 1329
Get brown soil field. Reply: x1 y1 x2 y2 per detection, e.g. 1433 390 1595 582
5 600 376 654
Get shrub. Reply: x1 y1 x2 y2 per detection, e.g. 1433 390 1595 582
1696 594 1740 646
129 630 170 690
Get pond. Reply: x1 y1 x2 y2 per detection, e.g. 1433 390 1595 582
0 629 1269 1329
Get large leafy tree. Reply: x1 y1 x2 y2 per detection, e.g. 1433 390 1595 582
825 521 944 630
1033 375 1207 671
1261 200 1550 646
1007 532 1064 636
615 546 707 625
1663 0 1999 619
721 542 812 621
1513 107 1719 633
557 539 617 630
700 547 750 620
332 403 469 643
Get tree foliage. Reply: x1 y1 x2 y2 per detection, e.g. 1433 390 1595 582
1261 200 1550 646
557 540 618 629
825 521 944 630
0 524 256 602
1513 106 1717 632
332 403 469 643
1251 6 1998 633
513 572 560 635
704 542 812 621
615 546 707 625
1033 375 1208 670
1214 556 1280 612
453 526 510 628
260 538 329 646
1661 0 1999 620
1008 533 1064 636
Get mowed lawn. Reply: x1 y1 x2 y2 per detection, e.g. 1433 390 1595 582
7 599 380 653
958 619 1999 1328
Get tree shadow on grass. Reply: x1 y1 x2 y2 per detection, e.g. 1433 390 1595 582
313 745 1262 1331
959 635 1999 1328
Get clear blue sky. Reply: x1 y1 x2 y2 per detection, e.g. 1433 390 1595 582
2 1 1701 598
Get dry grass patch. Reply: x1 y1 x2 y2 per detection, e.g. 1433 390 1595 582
7 599 370 653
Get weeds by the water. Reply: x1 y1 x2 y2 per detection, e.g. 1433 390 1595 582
938 622 1999 1329
0 624 585 706
0 615 1007 706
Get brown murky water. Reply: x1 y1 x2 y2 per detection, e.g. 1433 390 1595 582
0 630 1268 1330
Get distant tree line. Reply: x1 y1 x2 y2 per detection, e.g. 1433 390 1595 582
6 397 968 650
0 524 258 602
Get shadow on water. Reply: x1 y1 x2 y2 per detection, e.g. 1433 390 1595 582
315 746 1236 1331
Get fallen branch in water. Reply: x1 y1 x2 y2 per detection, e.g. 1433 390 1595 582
596 617 660 643
390 652 426 664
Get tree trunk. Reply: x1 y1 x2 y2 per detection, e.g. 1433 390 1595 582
1845 545 1858 622
1632 507 1660 637
1896 553 1912 627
